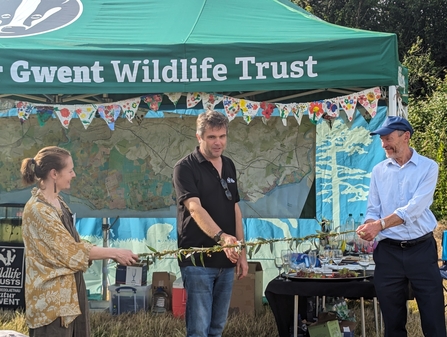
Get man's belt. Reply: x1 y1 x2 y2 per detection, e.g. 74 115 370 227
381 232 433 248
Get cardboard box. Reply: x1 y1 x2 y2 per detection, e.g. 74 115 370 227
229 261 263 315
115 263 148 286
340 320 356 335
318 310 356 334
151 272 176 298
308 320 343 337
172 277 187 318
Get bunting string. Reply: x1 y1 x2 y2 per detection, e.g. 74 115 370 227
0 87 384 130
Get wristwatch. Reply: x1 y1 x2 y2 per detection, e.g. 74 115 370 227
213 230 224 243
380 219 386 230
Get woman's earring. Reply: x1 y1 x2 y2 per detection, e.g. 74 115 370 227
54 180 57 193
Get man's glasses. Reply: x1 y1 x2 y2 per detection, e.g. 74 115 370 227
220 178 233 200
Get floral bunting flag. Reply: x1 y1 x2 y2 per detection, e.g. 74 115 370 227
142 94 163 112
201 93 223 111
222 96 240 122
16 101 34 124
338 94 358 121
276 103 294 126
53 105 74 129
74 104 96 129
308 101 324 124
34 105 54 126
323 98 339 118
240 99 260 125
357 87 381 118
322 99 339 129
292 103 308 125
260 102 275 120
165 92 182 106
186 92 202 108
117 97 140 123
96 104 121 131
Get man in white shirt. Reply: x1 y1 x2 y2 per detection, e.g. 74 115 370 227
357 116 446 337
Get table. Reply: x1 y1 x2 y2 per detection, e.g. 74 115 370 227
265 276 379 337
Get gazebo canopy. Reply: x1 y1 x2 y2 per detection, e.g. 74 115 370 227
0 0 401 104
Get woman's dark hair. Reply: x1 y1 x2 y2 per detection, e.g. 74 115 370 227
20 146 71 187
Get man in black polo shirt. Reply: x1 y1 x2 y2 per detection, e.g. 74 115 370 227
173 110 248 337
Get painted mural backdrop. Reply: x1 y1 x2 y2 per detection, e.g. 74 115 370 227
316 107 387 229
0 108 386 294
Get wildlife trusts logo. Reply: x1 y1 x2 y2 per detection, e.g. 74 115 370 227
0 246 25 288
0 248 16 266
0 0 83 38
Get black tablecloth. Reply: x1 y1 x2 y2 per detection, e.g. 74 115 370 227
265 277 377 337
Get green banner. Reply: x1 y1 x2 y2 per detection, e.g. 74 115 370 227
0 0 400 94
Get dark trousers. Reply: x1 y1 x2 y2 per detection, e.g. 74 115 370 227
374 236 446 337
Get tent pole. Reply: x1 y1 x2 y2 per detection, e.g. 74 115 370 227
102 218 109 301
388 86 397 116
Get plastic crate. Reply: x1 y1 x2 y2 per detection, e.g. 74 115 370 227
108 284 151 315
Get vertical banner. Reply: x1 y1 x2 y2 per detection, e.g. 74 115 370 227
0 244 25 310
315 107 387 230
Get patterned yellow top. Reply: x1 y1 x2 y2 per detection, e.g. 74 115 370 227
22 188 93 329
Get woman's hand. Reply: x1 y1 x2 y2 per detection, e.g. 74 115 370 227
113 248 140 266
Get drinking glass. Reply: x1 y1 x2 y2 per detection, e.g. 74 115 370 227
308 250 317 271
319 248 331 272
360 239 374 254
358 254 370 278
274 256 284 280
281 250 292 282
332 249 343 267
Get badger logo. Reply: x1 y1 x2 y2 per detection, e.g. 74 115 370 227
0 0 82 38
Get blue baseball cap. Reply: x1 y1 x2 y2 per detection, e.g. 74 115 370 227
370 116 414 137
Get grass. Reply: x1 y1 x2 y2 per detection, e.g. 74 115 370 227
0 302 437 337
2 221 447 336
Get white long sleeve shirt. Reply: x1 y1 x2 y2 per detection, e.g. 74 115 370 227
365 148 439 241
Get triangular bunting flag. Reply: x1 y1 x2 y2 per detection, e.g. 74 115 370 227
322 98 339 129
142 94 163 112
34 105 54 126
260 102 275 120
292 103 308 125
201 93 223 111
16 101 34 124
96 104 121 131
323 98 339 118
357 87 381 118
165 92 182 106
339 94 358 121
53 105 74 129
308 101 324 124
240 99 260 125
117 97 140 123
74 104 96 129
186 92 202 108
276 103 293 126
222 96 240 122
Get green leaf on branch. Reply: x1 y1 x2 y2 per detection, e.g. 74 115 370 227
254 243 262 256
147 245 157 253
200 252 205 267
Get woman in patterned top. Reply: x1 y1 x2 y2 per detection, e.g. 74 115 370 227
20 146 139 337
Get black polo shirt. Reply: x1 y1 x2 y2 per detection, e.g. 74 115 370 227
173 146 240 268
